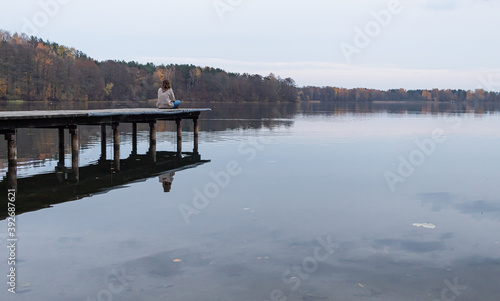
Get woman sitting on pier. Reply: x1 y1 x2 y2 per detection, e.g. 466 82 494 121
157 79 181 109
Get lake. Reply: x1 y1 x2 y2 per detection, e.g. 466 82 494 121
1 101 500 301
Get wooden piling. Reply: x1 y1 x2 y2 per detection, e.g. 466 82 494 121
194 135 199 155
176 119 182 155
5 131 17 190
149 121 156 162
112 123 120 171
58 127 65 166
193 117 199 154
101 124 107 160
69 126 79 182
132 122 138 155
193 116 199 137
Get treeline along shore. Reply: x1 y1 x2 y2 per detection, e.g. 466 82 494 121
1 30 499 103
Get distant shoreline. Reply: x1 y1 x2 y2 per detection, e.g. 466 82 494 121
2 99 499 104
372 100 441 104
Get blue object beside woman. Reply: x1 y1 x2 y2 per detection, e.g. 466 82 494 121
157 79 181 109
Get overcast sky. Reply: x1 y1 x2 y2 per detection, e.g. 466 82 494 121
1 0 499 91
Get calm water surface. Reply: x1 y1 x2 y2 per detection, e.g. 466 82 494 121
1 101 500 301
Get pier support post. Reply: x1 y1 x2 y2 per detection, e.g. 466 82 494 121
100 124 107 161
193 117 199 154
149 121 156 162
69 126 79 183
176 118 182 155
58 127 65 167
132 122 138 155
112 123 120 171
193 116 199 137
5 131 17 190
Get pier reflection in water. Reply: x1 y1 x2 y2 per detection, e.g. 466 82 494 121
0 128 209 220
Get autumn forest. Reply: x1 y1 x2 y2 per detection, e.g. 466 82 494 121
1 30 499 103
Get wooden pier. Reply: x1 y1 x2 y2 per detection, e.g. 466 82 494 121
0 108 211 188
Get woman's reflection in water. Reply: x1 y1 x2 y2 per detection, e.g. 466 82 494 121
159 172 175 192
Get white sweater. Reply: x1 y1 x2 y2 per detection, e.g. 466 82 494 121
157 88 176 108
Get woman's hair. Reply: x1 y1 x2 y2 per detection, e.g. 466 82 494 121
161 79 171 92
